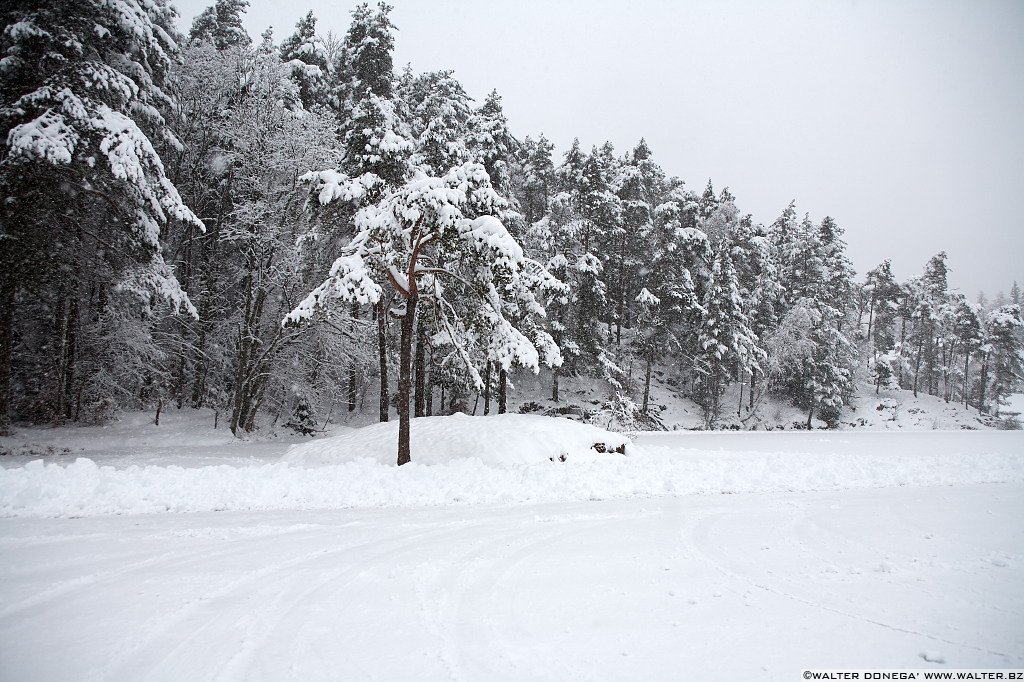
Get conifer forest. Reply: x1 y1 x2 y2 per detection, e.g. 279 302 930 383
2 0 1022 453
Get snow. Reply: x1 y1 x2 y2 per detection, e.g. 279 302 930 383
284 413 628 467
1 415 1021 518
0 412 1022 678
0 484 1021 679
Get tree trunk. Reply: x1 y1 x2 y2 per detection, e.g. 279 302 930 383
376 299 389 422
616 295 624 346
154 398 163 426
978 354 988 414
642 357 652 412
552 364 559 402
738 377 744 418
912 336 924 398
866 300 874 343
749 371 756 410
498 368 507 414
349 303 359 412
806 406 814 430
483 359 492 415
0 281 15 434
53 286 69 421
426 343 434 417
63 290 79 421
397 295 418 465
414 320 426 418
963 353 970 408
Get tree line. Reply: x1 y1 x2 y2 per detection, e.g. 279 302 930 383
1 0 1021 449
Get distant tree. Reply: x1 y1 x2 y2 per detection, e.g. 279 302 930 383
984 304 1023 416
948 296 984 406
189 0 251 49
280 11 329 110
518 134 556 226
767 299 853 428
695 248 763 427
467 90 518 201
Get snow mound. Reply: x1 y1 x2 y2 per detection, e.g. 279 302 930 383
283 413 630 467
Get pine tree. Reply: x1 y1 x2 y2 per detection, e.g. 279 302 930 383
767 299 852 428
280 11 329 111
403 70 473 175
518 134 555 225
948 295 983 406
189 0 251 49
289 163 560 464
695 248 763 427
467 90 518 200
285 395 318 436
325 1 411 423
611 139 664 343
1 0 203 429
817 216 855 327
984 304 1023 416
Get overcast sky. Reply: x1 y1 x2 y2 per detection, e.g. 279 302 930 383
173 0 1024 298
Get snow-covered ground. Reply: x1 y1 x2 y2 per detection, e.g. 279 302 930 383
2 425 1022 517
1 413 1022 679
1 484 1021 680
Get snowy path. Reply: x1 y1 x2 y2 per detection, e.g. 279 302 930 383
1 483 1021 681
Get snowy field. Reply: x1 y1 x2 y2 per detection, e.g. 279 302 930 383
1 416 1023 680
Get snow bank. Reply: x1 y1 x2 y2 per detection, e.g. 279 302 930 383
2 431 1023 517
283 413 630 466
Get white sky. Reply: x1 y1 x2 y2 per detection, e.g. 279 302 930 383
172 0 1024 298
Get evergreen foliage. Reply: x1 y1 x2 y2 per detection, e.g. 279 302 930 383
0 1 1015 443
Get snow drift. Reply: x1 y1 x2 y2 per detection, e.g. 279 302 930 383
283 413 630 467
2 429 1023 518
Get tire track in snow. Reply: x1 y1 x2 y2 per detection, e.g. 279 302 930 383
98 521 488 682
0 523 332 626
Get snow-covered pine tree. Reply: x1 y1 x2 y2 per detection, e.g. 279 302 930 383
646 185 710 391
903 253 949 397
529 140 616 384
0 0 203 429
766 299 853 428
189 0 251 49
817 216 856 329
983 304 1023 416
467 89 518 203
288 162 560 464
633 287 664 413
518 134 556 226
863 260 900 351
947 295 984 405
611 139 664 344
695 248 764 427
727 215 782 411
285 394 318 436
325 1 412 423
403 70 473 176
280 11 329 111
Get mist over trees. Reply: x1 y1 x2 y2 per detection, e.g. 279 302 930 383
1 0 1021 449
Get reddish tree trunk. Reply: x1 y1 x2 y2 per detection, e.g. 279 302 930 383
498 368 508 414
397 296 418 465
376 299 389 422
